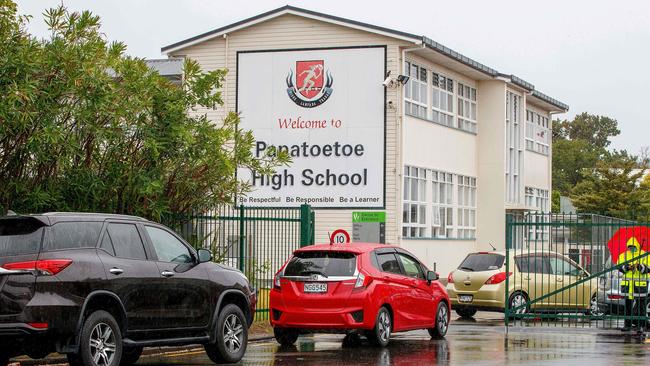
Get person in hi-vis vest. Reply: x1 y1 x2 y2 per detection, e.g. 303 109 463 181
617 237 650 330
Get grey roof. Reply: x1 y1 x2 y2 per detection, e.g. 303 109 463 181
161 5 568 111
145 58 183 79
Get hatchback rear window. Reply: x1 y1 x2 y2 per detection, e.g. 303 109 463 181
284 251 356 277
44 222 103 251
0 217 45 256
458 253 505 272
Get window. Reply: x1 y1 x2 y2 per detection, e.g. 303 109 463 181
458 253 505 272
402 166 427 238
146 226 193 264
515 255 550 274
525 187 549 212
107 223 147 260
457 83 477 133
549 256 582 276
526 110 550 155
402 165 477 239
284 251 356 277
403 59 478 134
404 62 428 119
457 175 477 239
431 72 455 127
432 171 454 238
376 252 402 275
45 222 102 251
506 91 523 204
0 218 44 256
397 253 424 279
525 186 550 243
100 233 115 256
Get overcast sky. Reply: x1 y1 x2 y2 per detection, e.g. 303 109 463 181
14 0 650 154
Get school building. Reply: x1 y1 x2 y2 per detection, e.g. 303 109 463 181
159 5 568 276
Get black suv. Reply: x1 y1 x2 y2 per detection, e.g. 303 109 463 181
0 213 256 366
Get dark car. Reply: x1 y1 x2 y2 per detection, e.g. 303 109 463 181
0 213 256 366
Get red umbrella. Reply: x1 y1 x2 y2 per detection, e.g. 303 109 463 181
607 226 650 264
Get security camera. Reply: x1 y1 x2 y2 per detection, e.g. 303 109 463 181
383 76 395 87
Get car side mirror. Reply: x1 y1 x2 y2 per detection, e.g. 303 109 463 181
197 249 212 263
427 270 439 283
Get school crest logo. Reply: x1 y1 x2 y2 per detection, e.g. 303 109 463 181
286 60 334 108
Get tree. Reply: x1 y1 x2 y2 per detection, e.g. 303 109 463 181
553 112 620 150
0 1 288 219
570 155 648 215
552 112 624 197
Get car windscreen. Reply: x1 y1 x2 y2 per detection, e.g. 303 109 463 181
458 253 505 272
284 251 356 277
0 217 46 256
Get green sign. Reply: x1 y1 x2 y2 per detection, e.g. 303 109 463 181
353 211 386 223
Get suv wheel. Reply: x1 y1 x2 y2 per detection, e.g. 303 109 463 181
428 302 449 339
205 304 248 364
366 306 391 347
120 346 143 366
78 310 122 366
455 307 477 318
273 327 299 346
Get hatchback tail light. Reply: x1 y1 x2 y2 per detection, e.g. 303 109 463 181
447 272 454 284
354 272 372 289
608 294 624 300
484 271 512 285
274 272 282 290
2 259 72 276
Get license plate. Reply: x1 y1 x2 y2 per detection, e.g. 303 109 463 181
304 283 327 293
458 295 473 303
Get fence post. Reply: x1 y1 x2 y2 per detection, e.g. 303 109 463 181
239 204 245 271
300 204 312 247
505 214 512 332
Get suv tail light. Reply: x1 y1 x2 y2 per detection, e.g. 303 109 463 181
2 259 72 276
484 271 512 285
447 272 454 284
354 272 372 289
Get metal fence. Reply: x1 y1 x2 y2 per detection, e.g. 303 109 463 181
163 204 315 320
505 213 649 331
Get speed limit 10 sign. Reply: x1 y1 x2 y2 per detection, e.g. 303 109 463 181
330 229 351 244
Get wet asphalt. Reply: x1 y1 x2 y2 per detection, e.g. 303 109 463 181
16 315 650 366
135 319 650 366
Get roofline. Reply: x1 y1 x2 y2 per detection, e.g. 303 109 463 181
422 37 498 77
498 73 569 112
161 5 421 54
161 5 569 112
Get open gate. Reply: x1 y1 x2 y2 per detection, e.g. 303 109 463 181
505 213 649 331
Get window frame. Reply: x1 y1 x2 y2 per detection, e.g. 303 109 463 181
396 252 425 280
457 82 477 133
99 221 153 261
404 61 429 119
525 109 550 155
402 165 477 240
402 166 428 238
143 224 196 264
403 59 478 134
374 251 404 276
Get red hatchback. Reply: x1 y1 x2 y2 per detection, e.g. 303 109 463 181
269 243 450 347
